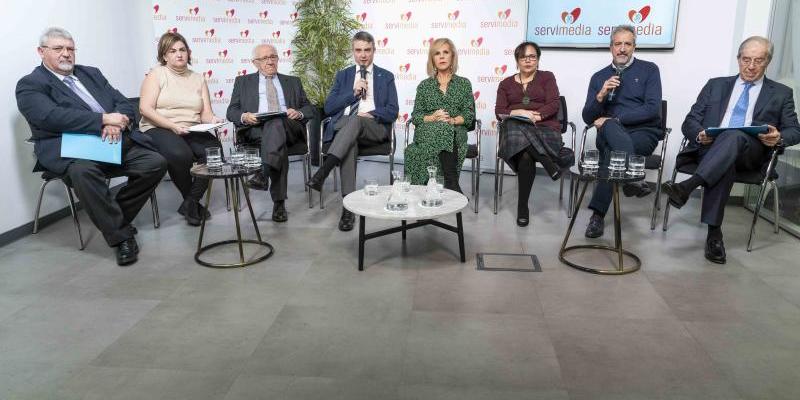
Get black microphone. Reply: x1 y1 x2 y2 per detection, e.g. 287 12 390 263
607 66 625 102
358 65 367 100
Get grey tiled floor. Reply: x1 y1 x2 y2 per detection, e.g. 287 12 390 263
1 161 799 399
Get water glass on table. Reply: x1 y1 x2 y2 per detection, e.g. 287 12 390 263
582 149 599 170
244 147 261 168
364 178 379 196
609 150 627 171
206 147 223 170
229 146 245 166
627 155 646 176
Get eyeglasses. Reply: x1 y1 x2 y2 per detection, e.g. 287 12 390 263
518 55 538 62
739 57 767 67
42 46 76 54
253 55 279 63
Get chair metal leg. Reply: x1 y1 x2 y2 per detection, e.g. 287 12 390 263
747 180 770 252
473 157 480 213
650 164 666 230
499 162 505 197
567 173 575 219
493 156 501 214
63 182 85 250
559 175 564 201
661 166 679 231
32 179 51 234
470 159 476 197
772 181 780 234
305 155 313 208
150 192 160 229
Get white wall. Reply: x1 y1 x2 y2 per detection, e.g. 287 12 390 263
0 0 154 236
0 0 775 237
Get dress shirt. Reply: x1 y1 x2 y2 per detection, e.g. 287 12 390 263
720 75 764 127
345 63 375 114
258 73 287 113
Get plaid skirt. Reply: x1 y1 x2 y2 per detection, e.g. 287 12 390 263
498 119 564 172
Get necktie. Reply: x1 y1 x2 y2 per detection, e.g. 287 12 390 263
729 81 754 127
63 76 106 113
265 76 280 112
348 99 360 116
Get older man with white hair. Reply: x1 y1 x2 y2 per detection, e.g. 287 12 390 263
16 27 167 266
226 43 315 222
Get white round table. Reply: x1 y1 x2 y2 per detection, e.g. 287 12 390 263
343 185 468 270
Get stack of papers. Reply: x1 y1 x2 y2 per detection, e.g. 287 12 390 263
60 132 122 164
188 122 227 132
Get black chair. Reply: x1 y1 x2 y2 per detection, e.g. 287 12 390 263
576 100 671 229
493 95 577 218
404 119 482 213
232 120 314 208
662 137 782 251
315 117 397 209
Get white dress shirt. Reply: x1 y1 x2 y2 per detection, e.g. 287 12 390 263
44 65 99 106
720 75 764 127
345 63 375 114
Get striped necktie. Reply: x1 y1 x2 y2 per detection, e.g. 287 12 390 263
63 76 106 113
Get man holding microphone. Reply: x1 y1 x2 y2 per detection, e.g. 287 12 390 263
307 31 399 231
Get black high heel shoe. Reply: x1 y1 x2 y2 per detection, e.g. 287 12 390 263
516 206 530 227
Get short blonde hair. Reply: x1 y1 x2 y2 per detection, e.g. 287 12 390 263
426 38 458 77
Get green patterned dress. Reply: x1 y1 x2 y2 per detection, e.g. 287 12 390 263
404 75 476 184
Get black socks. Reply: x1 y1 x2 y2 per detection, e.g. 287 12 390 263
679 174 705 193
707 225 723 242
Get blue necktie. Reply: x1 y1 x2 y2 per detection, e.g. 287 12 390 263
729 81 754 127
63 75 106 113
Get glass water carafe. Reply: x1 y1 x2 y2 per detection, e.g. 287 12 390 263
386 180 409 212
421 166 443 207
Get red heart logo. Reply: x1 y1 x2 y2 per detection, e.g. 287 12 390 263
216 90 223 98
571 7 581 21
222 128 228 137
402 113 408 122
404 63 410 72
206 70 212 78
169 27 178 33
473 91 480 100
210 28 215 36
290 12 298 20
381 38 388 47
241 30 249 38
153 4 159 13
504 9 511 18
501 65 507 73
193 7 199 15
402 11 411 21
273 31 280 38
640 5 651 20
284 49 292 57
260 10 268 19
477 37 483 46
228 9 235 17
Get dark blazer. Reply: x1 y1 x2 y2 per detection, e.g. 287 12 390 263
323 64 399 142
16 64 152 174
682 75 800 150
226 72 315 133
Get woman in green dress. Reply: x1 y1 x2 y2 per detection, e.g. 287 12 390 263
404 38 475 192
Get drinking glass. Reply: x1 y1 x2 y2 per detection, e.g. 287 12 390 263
229 146 245 166
244 147 261 168
364 178 379 196
609 150 627 171
206 147 223 169
583 149 599 170
627 155 645 175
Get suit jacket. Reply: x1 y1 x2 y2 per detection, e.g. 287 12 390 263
682 75 800 152
16 64 152 174
323 64 399 142
226 72 315 136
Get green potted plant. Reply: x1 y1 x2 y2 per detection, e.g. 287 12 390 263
292 0 360 162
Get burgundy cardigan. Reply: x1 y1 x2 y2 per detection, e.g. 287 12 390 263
494 70 561 132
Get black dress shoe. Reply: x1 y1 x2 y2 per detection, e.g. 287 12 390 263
116 238 139 266
178 199 202 226
585 214 605 238
623 181 652 198
306 174 324 192
247 171 269 191
338 209 355 232
661 181 690 209
516 206 530 227
705 238 727 264
272 201 288 223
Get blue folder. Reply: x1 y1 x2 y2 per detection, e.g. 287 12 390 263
706 125 769 137
60 132 122 164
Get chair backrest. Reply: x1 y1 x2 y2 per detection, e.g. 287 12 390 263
127 97 142 130
660 100 667 133
557 95 568 134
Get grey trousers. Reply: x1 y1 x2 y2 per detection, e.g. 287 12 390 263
245 117 305 201
328 115 388 196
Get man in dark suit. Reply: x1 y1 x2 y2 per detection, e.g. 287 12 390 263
581 25 663 239
663 36 800 264
307 31 399 231
16 27 167 266
226 44 315 222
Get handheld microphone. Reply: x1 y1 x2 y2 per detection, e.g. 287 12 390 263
607 65 625 102
358 65 367 100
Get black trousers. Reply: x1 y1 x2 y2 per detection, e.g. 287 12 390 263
147 128 222 202
588 120 661 216
693 130 768 226
64 144 167 246
438 135 461 192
